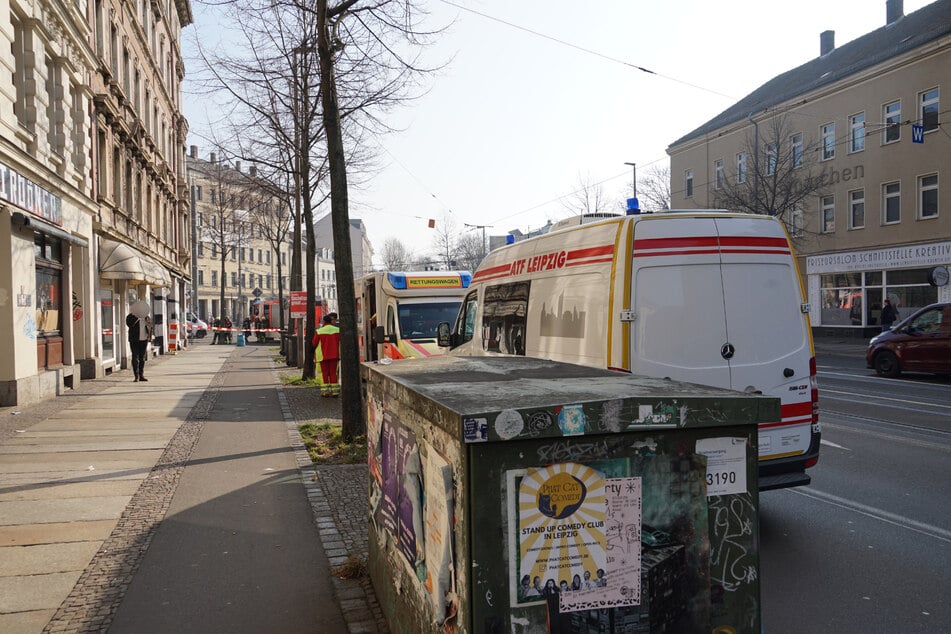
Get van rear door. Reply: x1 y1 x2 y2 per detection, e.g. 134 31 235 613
630 215 814 460
630 216 732 387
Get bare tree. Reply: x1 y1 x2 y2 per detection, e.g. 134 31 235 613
713 115 828 243
562 173 609 220
380 237 413 270
455 231 485 272
430 213 458 269
314 0 445 439
636 164 672 211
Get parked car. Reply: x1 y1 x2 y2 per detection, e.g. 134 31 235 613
866 302 951 377
186 313 209 339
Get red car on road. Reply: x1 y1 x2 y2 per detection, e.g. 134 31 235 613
866 302 951 377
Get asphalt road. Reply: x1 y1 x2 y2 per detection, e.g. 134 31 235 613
759 349 951 634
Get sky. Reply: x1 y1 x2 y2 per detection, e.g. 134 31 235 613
182 0 933 266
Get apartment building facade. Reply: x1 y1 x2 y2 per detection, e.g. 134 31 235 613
668 0 950 336
0 0 191 405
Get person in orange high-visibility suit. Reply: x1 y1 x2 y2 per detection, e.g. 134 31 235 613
312 314 341 396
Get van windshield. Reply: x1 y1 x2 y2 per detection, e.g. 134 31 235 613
398 301 463 340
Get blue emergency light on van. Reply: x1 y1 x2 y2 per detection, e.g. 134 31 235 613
388 272 408 289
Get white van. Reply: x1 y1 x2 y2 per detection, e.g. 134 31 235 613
441 211 819 491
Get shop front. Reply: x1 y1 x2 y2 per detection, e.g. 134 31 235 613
806 240 951 337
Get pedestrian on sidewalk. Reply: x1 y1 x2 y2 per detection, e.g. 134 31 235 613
880 298 899 332
126 300 153 382
313 313 341 396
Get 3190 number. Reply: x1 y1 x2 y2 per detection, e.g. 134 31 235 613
706 471 737 486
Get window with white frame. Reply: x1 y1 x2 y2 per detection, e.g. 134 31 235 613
919 174 938 219
198 269 204 285
821 196 835 233
211 270 218 287
883 182 900 224
765 142 778 175
231 272 237 287
821 123 835 160
849 189 865 229
790 133 803 168
736 152 747 184
197 242 204 257
920 88 939 133
684 169 693 198
849 112 865 153
714 159 724 189
883 100 901 143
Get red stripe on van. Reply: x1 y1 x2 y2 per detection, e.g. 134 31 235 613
566 257 614 267
472 263 512 282
567 245 615 260
757 402 812 428
633 236 791 258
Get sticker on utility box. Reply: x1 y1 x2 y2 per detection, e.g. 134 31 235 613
463 417 489 443
696 437 748 497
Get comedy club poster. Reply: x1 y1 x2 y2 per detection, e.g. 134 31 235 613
516 463 607 605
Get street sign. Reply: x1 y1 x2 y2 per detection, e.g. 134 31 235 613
289 291 307 318
252 287 263 298
912 125 924 143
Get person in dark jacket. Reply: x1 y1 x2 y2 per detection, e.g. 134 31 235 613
126 300 153 382
880 298 899 332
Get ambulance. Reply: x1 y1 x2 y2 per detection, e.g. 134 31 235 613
357 271 472 362
439 211 820 491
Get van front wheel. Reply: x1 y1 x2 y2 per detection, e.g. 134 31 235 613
874 351 901 378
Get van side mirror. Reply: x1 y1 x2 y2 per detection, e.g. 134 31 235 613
373 325 385 344
437 321 451 347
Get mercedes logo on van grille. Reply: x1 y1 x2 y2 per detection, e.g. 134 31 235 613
721 342 735 359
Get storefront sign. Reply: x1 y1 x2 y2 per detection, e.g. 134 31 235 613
0 161 63 225
807 240 951 274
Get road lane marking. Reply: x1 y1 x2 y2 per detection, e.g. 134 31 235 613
820 421 951 454
821 388 951 411
789 487 951 544
820 439 850 450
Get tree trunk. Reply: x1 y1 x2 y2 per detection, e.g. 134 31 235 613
317 0 363 439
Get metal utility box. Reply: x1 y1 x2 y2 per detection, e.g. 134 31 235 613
364 356 778 634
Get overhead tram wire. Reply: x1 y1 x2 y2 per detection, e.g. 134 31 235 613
437 0 736 101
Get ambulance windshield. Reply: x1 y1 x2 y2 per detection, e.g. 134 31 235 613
398 301 463 340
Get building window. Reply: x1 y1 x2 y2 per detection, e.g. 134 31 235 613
790 205 804 238
920 88 939 133
714 159 724 189
211 271 218 287
197 242 204 257
231 248 236 261
266 251 271 264
790 133 803 168
266 274 272 289
240 247 245 262
821 123 835 160
231 272 237 287
883 182 900 224
257 249 263 263
883 100 901 144
241 273 246 288
849 189 865 229
12 16 32 130
821 195 835 233
211 243 217 257
736 152 747 184
198 269 204 285
765 142 778 175
919 174 938 219
849 112 865 153
684 169 693 198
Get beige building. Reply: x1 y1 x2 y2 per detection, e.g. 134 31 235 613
0 0 190 405
668 0 950 336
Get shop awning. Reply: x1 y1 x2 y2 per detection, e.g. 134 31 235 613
11 211 89 248
99 237 172 287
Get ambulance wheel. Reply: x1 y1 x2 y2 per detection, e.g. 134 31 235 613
874 351 901 378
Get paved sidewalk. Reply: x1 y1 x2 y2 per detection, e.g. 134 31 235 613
0 341 385 633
